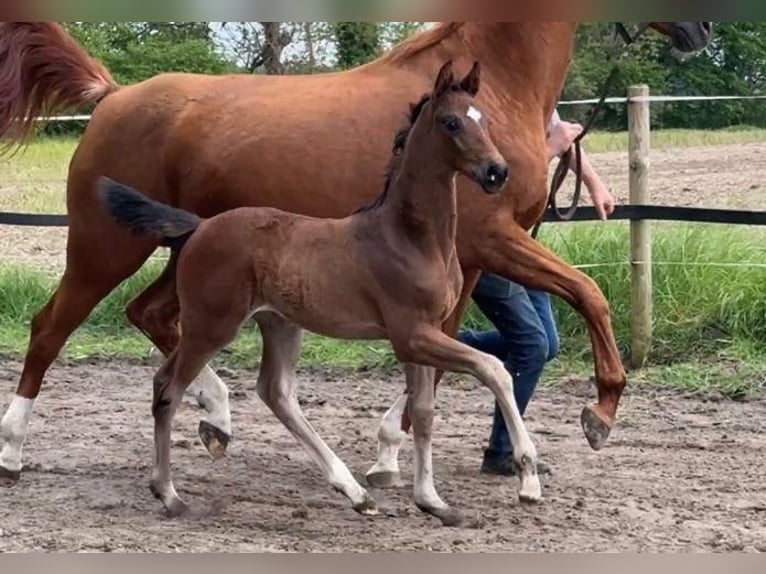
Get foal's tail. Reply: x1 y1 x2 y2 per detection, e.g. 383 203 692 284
0 22 118 149
98 178 201 249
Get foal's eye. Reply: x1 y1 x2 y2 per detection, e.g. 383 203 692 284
443 116 461 134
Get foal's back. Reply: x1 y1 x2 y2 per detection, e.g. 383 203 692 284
176 207 391 341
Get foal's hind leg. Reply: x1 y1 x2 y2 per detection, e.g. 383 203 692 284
150 344 224 517
255 313 377 516
0 231 155 482
126 256 232 459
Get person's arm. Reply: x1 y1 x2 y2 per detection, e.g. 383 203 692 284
546 112 615 221
569 146 615 221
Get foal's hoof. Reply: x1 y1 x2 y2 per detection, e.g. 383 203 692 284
198 421 231 460
417 504 464 528
0 464 21 486
519 488 542 505
353 494 380 517
365 470 403 489
581 405 613 451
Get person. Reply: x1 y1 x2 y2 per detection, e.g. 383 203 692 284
457 109 615 477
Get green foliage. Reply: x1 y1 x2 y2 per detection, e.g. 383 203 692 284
380 22 427 48
63 22 231 85
565 23 766 130
334 22 381 69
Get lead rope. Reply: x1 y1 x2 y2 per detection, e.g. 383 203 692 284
530 22 650 239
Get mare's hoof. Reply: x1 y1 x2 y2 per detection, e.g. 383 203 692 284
365 471 403 489
581 405 613 451
198 421 231 460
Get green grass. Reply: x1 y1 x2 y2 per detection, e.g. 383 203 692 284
538 222 766 363
0 220 764 394
0 137 72 213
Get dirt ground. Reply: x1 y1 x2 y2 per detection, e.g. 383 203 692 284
2 141 766 274
1 359 764 553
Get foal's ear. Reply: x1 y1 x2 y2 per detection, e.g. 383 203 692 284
460 61 481 97
433 60 455 98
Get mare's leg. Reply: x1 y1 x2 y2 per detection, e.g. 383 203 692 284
396 324 541 504
476 222 626 451
255 312 377 516
365 268 481 488
126 256 232 459
406 363 463 527
0 227 156 482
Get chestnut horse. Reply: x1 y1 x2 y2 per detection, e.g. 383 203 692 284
0 22 712 484
99 61 539 523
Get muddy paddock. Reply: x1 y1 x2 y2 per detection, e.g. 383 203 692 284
0 360 764 552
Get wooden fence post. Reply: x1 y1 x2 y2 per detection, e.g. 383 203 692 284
628 84 652 368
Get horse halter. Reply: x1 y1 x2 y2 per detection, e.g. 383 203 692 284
613 22 651 49
531 22 650 238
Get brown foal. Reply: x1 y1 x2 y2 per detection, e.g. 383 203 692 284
99 62 538 524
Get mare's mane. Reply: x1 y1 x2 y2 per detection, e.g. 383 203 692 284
380 23 465 64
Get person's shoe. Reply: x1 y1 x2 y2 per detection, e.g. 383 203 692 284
480 449 552 477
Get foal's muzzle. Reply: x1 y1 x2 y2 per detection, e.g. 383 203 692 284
477 161 509 194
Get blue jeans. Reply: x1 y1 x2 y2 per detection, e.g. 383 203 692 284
457 273 559 457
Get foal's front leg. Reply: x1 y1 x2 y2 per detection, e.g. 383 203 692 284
365 270 481 488
398 324 542 504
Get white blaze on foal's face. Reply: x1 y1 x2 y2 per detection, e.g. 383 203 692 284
466 105 483 126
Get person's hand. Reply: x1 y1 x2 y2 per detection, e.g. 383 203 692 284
589 181 616 221
546 120 583 160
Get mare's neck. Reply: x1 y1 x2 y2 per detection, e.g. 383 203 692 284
383 122 457 258
437 23 576 127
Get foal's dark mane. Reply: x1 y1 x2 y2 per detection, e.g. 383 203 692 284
353 93 431 214
354 78 472 216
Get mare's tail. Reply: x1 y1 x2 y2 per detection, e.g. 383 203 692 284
98 177 201 249
0 22 119 149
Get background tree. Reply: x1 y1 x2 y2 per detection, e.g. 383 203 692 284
379 22 426 48
334 22 381 70
219 22 296 75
